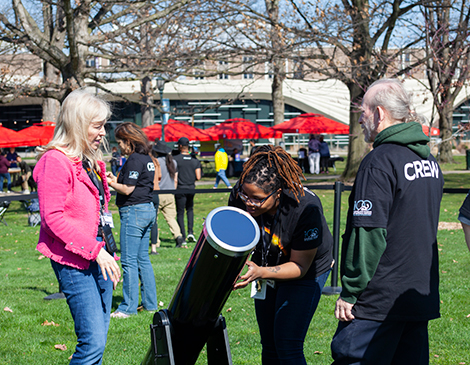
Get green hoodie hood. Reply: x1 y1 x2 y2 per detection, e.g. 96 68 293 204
373 122 430 159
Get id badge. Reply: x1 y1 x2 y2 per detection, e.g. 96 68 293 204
251 280 266 300
101 212 114 228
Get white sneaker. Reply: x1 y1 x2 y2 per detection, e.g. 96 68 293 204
22 190 30 194
186 234 196 243
6 191 11 194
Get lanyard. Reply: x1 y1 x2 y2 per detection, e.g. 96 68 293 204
82 160 105 209
260 204 281 267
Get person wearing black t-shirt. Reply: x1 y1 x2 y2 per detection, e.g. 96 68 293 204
228 145 333 365
173 137 201 243
331 79 444 364
458 193 470 252
106 122 158 318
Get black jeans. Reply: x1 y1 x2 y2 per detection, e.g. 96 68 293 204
175 193 195 238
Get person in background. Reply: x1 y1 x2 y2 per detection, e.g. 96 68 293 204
110 146 121 176
151 140 186 248
249 139 258 156
331 79 444 364
213 144 231 189
149 151 161 255
34 89 121 364
106 122 158 318
229 145 333 365
231 148 241 161
173 137 201 243
16 155 32 194
6 147 18 168
319 135 330 174
458 193 470 252
0 150 11 194
308 134 320 174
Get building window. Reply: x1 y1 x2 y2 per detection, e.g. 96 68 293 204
293 58 304 80
218 60 229 80
194 71 205 80
265 62 274 79
243 56 254 79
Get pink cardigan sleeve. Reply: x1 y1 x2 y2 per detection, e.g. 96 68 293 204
35 152 104 261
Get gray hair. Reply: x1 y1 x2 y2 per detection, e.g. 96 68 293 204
368 79 426 125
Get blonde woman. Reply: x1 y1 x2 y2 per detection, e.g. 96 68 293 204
34 89 121 364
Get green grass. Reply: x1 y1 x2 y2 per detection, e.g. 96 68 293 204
1 164 470 364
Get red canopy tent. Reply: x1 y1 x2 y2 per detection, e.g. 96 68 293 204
422 125 440 137
0 125 41 148
205 118 283 139
142 119 214 142
17 122 56 146
271 113 350 135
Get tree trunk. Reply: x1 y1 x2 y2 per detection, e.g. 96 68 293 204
341 83 369 181
272 71 284 127
437 102 455 163
41 62 61 123
141 75 154 128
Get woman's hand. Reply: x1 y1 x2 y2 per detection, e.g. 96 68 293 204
96 248 121 290
106 171 117 185
234 261 262 290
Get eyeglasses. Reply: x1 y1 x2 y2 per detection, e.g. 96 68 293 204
238 187 278 208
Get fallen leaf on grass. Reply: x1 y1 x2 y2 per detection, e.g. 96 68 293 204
4 307 13 313
226 308 232 312
54 344 67 351
434 354 439 358
158 301 164 307
314 351 323 354
42 320 60 327
38 255 45 260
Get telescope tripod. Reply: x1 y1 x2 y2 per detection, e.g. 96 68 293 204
143 309 233 365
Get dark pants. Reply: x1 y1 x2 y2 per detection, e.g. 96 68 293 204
150 192 160 245
254 270 330 365
320 156 329 172
175 193 195 239
331 318 429 365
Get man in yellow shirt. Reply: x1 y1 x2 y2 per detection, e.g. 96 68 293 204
213 144 232 189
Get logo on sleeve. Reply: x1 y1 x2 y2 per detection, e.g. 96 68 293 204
304 228 319 241
128 171 139 179
147 162 155 171
353 200 373 216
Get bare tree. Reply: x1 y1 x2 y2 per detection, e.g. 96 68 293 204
288 0 425 180
423 0 470 163
0 0 194 122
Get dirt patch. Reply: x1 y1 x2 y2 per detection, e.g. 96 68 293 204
438 222 462 230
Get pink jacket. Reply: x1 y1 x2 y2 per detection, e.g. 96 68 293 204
34 149 111 270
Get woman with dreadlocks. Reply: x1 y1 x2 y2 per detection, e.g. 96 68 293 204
229 145 333 365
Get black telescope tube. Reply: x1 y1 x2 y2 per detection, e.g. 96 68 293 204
142 206 260 365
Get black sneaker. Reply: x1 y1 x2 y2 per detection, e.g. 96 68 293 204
175 235 186 248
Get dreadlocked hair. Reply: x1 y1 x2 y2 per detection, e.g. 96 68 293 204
239 145 305 201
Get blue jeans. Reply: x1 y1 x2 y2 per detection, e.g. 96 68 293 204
254 269 330 365
214 169 231 188
0 173 11 192
117 202 158 314
51 258 113 365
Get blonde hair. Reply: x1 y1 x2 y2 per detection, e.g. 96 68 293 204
37 89 111 171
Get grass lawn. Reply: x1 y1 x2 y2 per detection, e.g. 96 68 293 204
1 157 470 364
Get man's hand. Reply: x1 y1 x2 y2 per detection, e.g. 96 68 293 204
335 297 355 322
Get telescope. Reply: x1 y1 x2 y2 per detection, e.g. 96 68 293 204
142 206 260 365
